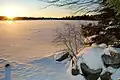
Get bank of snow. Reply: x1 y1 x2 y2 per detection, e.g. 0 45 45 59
0 44 120 80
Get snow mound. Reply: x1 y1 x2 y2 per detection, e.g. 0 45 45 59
77 47 104 70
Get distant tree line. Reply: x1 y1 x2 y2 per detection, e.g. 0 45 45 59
61 15 101 20
0 15 101 20
0 16 6 20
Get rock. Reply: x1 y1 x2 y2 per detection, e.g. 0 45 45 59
55 52 71 62
102 54 120 69
100 72 112 80
70 58 80 76
71 68 80 76
80 63 102 80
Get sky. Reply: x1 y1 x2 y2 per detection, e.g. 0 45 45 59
0 0 73 18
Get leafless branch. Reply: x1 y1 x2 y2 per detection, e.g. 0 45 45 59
39 0 103 14
52 23 84 59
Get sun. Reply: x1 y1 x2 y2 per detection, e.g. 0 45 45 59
3 7 18 19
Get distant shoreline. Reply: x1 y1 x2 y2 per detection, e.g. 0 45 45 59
0 19 98 21
0 15 101 21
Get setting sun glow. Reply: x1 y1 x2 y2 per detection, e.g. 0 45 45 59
3 7 18 19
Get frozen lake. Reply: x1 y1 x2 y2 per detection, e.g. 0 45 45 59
0 20 97 63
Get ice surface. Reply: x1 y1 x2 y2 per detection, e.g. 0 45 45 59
0 20 97 62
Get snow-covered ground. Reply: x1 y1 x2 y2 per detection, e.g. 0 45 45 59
0 20 120 80
0 55 86 80
0 45 120 80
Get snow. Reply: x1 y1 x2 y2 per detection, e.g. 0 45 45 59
111 68 120 80
105 25 118 30
84 35 98 43
104 46 120 55
77 46 104 70
0 55 85 80
0 45 119 80
98 43 107 49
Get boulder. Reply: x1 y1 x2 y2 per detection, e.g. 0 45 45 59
71 68 80 76
80 63 102 80
100 72 112 80
56 52 70 62
70 59 80 76
102 54 120 69
55 51 72 62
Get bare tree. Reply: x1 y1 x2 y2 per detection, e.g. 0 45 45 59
40 0 103 14
52 23 84 58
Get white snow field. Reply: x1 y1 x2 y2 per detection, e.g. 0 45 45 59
0 45 119 80
0 55 85 80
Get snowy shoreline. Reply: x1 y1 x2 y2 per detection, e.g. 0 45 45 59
0 44 120 80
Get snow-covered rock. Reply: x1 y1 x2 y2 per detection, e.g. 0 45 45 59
99 43 107 49
84 35 98 44
80 63 102 80
66 46 106 80
102 53 120 69
77 46 120 80
91 43 98 47
103 46 120 56
54 44 120 80
77 47 105 70
54 51 71 64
